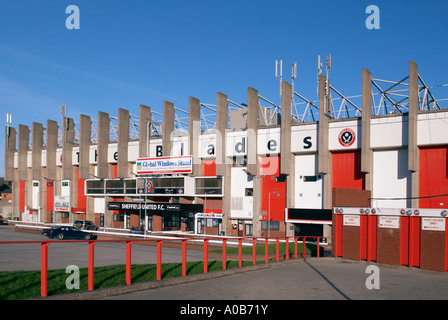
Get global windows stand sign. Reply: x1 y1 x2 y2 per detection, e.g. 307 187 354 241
136 156 192 175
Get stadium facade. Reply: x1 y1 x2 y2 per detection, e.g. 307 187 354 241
4 61 448 240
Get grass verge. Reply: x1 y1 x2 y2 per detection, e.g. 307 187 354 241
0 260 258 300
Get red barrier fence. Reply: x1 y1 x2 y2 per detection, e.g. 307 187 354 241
0 235 331 298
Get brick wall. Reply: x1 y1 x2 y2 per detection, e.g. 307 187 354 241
377 227 401 266
341 226 360 261
332 188 371 208
332 188 371 260
421 230 446 272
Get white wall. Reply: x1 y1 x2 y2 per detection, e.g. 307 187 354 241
230 167 253 219
372 149 411 208
294 154 323 209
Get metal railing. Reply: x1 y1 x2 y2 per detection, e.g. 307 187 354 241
0 235 332 298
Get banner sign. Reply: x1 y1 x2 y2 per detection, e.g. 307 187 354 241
136 156 192 175
197 213 223 219
108 202 202 213
54 195 70 212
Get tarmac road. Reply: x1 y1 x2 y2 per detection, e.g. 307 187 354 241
37 255 448 302
96 258 448 301
5 224 448 305
0 224 205 271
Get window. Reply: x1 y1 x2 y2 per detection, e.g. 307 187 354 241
303 175 321 182
245 188 253 196
86 180 104 194
113 214 124 222
261 220 279 231
232 156 247 167
105 180 125 194
156 178 184 188
124 179 137 194
245 223 253 236
195 177 223 195
163 212 180 230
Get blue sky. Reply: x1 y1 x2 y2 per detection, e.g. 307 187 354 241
1 0 448 177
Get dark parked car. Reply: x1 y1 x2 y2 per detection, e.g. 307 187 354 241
0 215 7 225
129 226 144 234
73 220 99 230
42 226 97 240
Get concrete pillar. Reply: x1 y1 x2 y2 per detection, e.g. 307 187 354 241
5 125 17 218
246 87 262 236
246 87 259 176
215 92 230 235
31 122 43 181
280 81 292 175
280 81 295 237
408 61 419 207
12 176 19 219
361 68 373 191
162 101 174 157
31 122 44 222
17 124 29 182
97 111 110 179
188 96 202 176
4 125 16 182
318 75 332 209
18 125 32 214
118 108 129 178
215 92 228 176
79 114 91 180
46 120 58 181
139 104 152 158
62 117 74 180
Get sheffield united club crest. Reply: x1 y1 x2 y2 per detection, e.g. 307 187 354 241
338 128 356 147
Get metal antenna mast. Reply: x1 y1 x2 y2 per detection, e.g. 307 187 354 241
325 54 331 115
275 59 283 98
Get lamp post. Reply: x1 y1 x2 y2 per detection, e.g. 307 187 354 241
268 191 280 238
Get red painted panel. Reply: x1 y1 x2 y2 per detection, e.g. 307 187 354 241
77 178 86 210
332 151 365 190
368 215 377 262
112 164 118 179
400 216 409 266
409 216 421 268
446 218 448 272
203 160 216 177
112 197 123 214
19 180 25 211
46 181 54 212
419 146 448 208
360 215 368 260
334 214 343 257
260 156 286 222
204 198 222 213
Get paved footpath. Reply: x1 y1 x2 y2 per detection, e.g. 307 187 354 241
44 257 448 301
